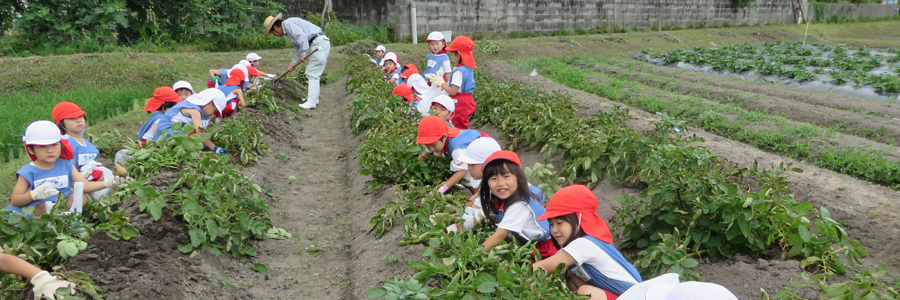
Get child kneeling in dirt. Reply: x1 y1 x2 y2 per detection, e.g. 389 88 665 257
246 53 277 80
533 185 643 300
373 45 387 65
477 150 557 261
152 89 229 155
416 115 489 195
139 86 183 144
427 36 477 130
392 84 418 106
52 102 116 200
416 95 456 128
444 137 501 233
6 121 124 218
0 246 76 299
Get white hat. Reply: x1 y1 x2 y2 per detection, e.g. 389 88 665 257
238 60 251 67
229 64 249 80
187 89 227 116
416 84 450 116
431 95 455 112
23 120 63 145
458 137 501 165
246 53 262 61
426 31 445 42
374 45 386 52
406 74 429 96
172 81 195 94
380 52 398 66
619 273 738 300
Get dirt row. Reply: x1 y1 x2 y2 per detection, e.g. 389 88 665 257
65 77 423 299
604 57 900 119
577 67 900 167
580 60 900 146
482 60 900 300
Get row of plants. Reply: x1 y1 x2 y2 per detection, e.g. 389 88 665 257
575 58 899 145
532 56 900 191
0 93 288 298
343 56 583 299
343 56 888 298
646 41 900 92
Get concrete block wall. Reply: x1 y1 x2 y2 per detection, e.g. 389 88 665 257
802 3 899 21
274 0 895 40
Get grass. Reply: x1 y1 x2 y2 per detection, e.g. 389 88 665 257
0 86 150 161
527 56 900 190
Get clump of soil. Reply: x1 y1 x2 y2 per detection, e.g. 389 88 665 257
65 171 248 299
338 39 380 56
272 77 306 102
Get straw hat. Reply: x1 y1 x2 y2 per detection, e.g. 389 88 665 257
263 13 283 38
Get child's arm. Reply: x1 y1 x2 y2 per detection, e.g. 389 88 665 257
439 170 467 192
233 89 246 107
417 151 430 162
440 82 460 95
0 252 41 278
532 250 577 273
482 228 511 252
184 109 220 150
388 77 397 84
208 69 221 78
9 176 36 207
1 252 75 298
71 165 111 193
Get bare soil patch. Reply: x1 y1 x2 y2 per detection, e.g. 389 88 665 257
482 60 900 299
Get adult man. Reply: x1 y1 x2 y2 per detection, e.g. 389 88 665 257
264 13 331 109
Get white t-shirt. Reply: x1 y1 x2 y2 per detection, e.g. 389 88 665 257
142 119 161 140
449 69 464 88
563 238 642 285
438 60 452 78
497 201 547 240
450 149 480 188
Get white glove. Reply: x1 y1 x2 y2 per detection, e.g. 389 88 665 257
30 271 75 300
104 176 126 188
425 73 446 87
267 74 277 78
30 182 59 201
79 164 93 179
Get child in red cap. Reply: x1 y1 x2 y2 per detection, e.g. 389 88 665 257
478 150 558 260
416 115 489 194
139 86 183 144
392 84 418 106
426 35 477 129
7 121 124 217
52 102 116 200
532 185 643 300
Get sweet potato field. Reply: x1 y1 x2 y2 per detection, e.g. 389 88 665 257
1 22 900 300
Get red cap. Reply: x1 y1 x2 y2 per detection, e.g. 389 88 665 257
216 100 239 118
481 150 521 172
446 36 476 68
401 64 419 79
52 102 86 124
225 69 245 86
537 185 614 244
144 86 183 112
416 115 460 144
246 66 260 76
392 84 415 103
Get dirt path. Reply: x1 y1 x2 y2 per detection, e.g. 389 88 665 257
482 60 900 299
224 76 423 299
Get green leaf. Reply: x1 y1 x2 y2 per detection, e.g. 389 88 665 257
681 258 699 268
250 263 268 274
367 286 387 298
476 281 498 294
178 244 194 253
795 202 813 215
797 225 812 243
7 213 22 224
